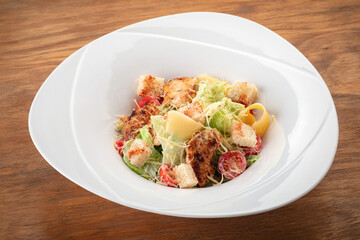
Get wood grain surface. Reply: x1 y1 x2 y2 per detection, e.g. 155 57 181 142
1 0 359 239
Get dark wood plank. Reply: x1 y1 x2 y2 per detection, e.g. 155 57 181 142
0 0 359 239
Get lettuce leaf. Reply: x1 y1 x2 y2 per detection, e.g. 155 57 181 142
193 81 227 108
246 155 260 167
205 98 244 135
151 115 185 165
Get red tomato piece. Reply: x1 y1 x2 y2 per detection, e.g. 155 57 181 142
138 96 161 108
114 139 125 156
243 135 262 155
218 151 247 179
159 164 178 187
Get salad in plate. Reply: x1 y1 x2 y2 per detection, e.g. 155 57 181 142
114 74 271 188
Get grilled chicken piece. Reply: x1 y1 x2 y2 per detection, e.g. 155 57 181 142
122 102 159 141
185 129 222 187
163 77 199 108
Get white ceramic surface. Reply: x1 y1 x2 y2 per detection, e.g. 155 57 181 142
29 12 338 217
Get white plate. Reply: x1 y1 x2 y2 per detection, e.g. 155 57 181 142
29 12 338 217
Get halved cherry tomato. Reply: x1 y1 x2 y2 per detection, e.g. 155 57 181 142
218 151 247 179
243 135 262 155
159 164 178 187
138 96 161 108
114 139 125 156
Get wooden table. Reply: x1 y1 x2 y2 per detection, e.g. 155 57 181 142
1 0 359 239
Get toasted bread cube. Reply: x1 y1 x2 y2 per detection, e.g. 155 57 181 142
231 121 257 148
227 81 258 106
136 75 164 98
173 163 199 188
178 101 205 124
127 139 152 167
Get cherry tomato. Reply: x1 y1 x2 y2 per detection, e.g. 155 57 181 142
159 164 178 187
218 151 247 179
243 135 262 155
114 139 125 156
138 96 161 108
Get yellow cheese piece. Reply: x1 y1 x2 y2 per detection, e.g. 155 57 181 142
166 111 203 140
197 74 220 84
240 103 270 138
224 84 232 95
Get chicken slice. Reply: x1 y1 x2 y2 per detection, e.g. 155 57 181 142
122 102 159 141
163 77 199 108
185 128 222 187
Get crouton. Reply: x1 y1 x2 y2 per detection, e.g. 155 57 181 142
186 129 222 187
173 163 198 188
231 121 257 148
163 77 199 108
226 81 258 106
122 102 159 141
136 75 164 98
127 139 152 167
173 164 199 188
178 101 205 124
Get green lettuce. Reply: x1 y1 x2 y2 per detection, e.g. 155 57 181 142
205 98 244 136
151 115 185 165
246 155 260 167
193 81 227 107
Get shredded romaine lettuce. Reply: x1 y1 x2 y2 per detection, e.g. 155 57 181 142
151 115 186 166
205 98 244 135
193 80 228 108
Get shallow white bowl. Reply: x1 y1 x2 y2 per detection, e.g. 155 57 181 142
29 12 338 217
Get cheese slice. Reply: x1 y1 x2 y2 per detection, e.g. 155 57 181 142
166 111 202 140
197 74 220 84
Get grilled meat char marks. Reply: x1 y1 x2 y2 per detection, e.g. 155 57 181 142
186 129 222 187
122 102 159 141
